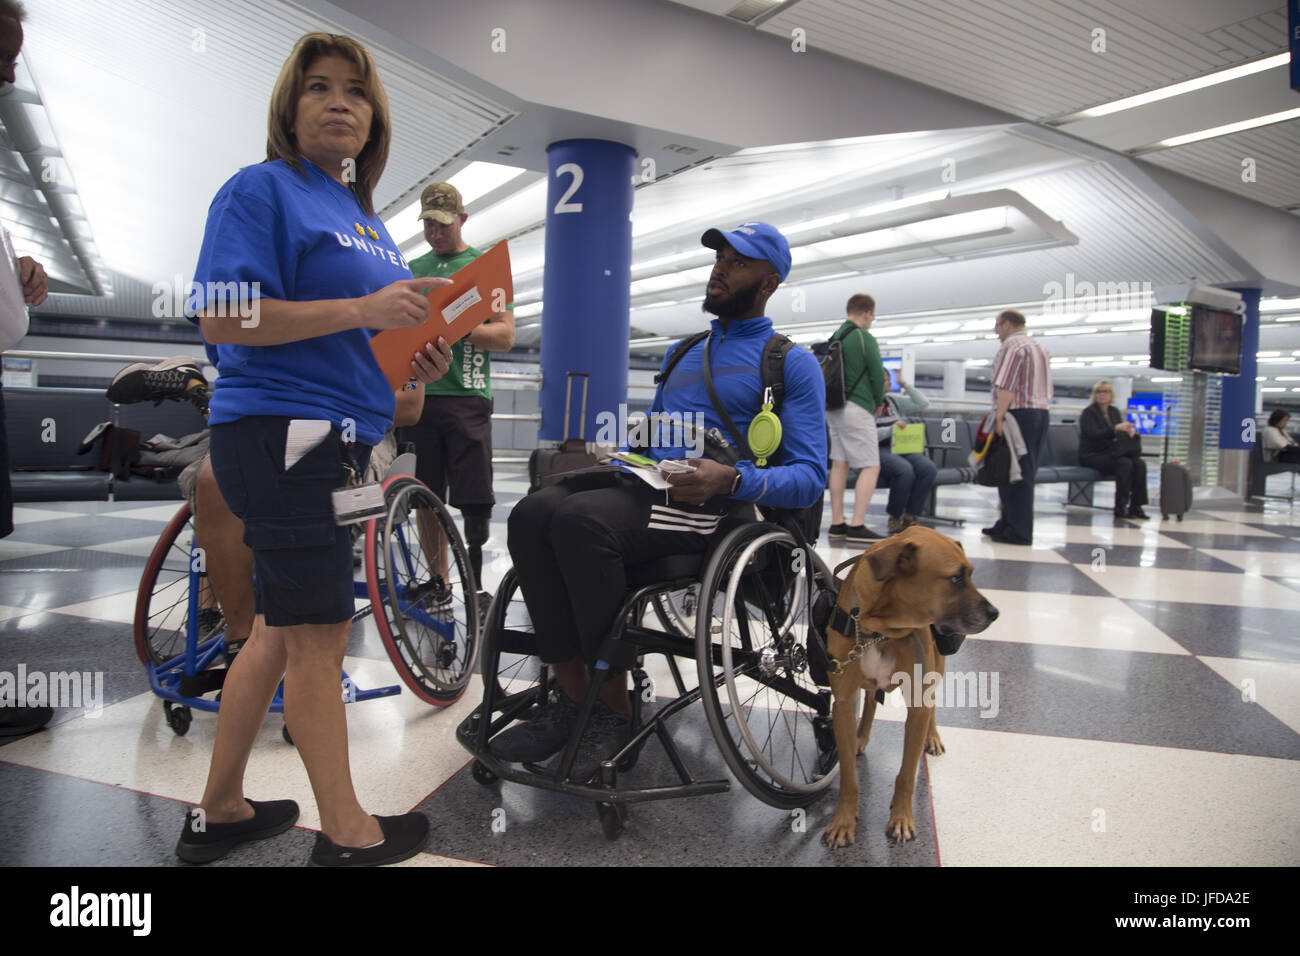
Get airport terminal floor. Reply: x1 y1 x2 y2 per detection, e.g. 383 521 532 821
1 470 1298 867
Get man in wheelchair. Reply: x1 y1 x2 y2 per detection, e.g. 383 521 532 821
494 222 828 782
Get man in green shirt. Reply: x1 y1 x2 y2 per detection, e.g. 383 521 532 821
398 183 514 597
826 293 887 545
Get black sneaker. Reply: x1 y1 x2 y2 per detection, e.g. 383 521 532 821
828 523 848 539
175 799 299 864
489 691 579 763
475 590 493 624
561 700 632 783
310 812 429 867
196 607 225 641
108 355 205 405
845 525 884 545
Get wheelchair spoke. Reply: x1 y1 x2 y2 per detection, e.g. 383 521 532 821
369 479 478 705
697 523 837 808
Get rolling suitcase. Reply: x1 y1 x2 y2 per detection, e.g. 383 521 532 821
1159 462 1192 521
527 372 600 492
1158 428 1192 520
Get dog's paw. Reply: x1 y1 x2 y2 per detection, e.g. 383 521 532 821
885 811 917 843
925 729 945 756
822 813 858 849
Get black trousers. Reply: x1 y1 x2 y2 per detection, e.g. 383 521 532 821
1080 451 1149 511
1278 446 1300 464
995 408 1048 544
507 473 738 665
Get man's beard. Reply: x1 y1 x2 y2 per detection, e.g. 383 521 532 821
702 280 761 319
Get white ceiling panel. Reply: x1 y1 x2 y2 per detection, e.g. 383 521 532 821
1141 119 1300 213
20 0 514 291
758 0 1287 123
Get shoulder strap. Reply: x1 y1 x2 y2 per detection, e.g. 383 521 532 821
841 327 872 404
654 330 710 386
700 331 795 463
761 333 794 415
700 336 754 461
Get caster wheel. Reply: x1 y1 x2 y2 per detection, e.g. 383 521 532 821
164 701 192 737
596 801 627 841
282 724 294 746
471 761 498 785
1176 514 1183 522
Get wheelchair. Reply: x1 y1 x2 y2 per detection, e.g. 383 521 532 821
456 508 840 840
133 458 480 736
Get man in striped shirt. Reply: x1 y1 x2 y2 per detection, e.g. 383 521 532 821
985 310 1052 545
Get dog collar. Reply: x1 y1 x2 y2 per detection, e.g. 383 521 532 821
827 605 888 676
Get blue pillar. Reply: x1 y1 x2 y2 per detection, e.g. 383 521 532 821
1219 287 1260 449
538 139 636 442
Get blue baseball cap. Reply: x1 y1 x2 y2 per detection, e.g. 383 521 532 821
701 222 791 281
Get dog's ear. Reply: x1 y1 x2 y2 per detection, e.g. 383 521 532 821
953 539 965 552
865 537 919 581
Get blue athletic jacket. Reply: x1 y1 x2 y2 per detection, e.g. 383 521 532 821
646 316 827 509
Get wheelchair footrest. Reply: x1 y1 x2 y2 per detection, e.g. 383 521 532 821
178 668 228 698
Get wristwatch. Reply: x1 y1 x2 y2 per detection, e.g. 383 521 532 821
729 468 743 495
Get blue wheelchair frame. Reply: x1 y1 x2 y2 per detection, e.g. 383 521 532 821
143 500 457 735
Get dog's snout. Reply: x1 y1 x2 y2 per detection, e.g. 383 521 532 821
984 602 999 623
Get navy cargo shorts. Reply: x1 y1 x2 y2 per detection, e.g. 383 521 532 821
208 415 371 627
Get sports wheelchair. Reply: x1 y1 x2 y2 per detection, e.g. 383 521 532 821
456 508 842 840
121 373 479 736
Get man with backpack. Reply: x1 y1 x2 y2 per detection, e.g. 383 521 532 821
495 222 826 782
825 294 887 545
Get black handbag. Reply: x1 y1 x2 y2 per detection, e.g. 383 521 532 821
976 436 1011 487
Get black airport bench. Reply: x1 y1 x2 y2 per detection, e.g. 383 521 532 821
1248 437 1299 499
5 386 200 502
864 416 1119 521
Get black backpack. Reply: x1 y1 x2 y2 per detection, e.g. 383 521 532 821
655 329 824 543
811 325 870 411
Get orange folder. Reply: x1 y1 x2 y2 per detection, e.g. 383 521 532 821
369 239 514 390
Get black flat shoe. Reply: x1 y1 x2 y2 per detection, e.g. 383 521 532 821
310 812 430 867
1127 507 1149 520
175 799 299 864
989 533 1031 546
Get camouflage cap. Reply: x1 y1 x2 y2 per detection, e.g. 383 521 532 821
417 182 464 224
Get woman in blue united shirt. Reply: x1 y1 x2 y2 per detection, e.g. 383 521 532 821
178 33 451 867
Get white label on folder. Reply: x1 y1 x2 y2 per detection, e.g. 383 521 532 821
441 286 481 325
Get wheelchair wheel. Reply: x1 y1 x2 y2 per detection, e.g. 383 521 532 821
366 477 479 706
695 522 837 810
134 502 220 665
651 584 698 639
477 567 550 727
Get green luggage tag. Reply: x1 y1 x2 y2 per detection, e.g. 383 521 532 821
748 386 782 467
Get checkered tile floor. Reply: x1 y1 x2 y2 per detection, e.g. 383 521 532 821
2 470 1298 866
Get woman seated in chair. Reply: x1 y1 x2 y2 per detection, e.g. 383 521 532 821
1078 380 1148 519
1262 410 1300 464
